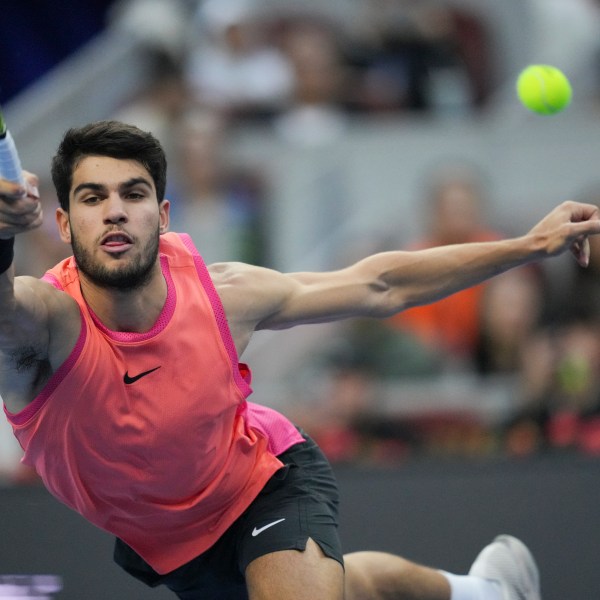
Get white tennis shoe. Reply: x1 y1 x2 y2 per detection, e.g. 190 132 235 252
468 535 541 600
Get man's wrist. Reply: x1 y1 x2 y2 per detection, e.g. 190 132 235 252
0 236 15 274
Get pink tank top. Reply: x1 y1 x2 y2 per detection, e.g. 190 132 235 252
4 233 304 574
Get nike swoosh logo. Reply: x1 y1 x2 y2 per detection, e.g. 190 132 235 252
251 518 286 537
123 366 161 384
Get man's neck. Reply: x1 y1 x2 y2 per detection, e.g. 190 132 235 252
79 267 168 333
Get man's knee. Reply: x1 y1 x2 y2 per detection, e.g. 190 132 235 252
344 552 379 600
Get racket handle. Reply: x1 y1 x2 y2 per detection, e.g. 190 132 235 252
0 129 25 185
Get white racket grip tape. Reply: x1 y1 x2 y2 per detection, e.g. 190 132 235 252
0 130 25 185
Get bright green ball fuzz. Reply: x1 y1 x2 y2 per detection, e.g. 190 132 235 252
516 65 572 115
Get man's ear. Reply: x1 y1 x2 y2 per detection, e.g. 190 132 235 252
159 199 170 234
56 208 71 243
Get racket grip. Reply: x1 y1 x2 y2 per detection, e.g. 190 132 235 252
0 130 25 185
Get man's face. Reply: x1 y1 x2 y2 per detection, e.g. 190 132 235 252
56 155 169 290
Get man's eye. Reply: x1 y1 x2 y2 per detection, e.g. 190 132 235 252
127 192 145 200
83 196 100 204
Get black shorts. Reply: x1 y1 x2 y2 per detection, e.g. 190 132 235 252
113 431 343 600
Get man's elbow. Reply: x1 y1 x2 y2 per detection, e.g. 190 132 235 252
366 286 410 319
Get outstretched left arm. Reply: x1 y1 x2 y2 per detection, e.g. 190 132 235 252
212 200 600 353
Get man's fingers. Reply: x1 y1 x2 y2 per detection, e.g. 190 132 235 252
0 190 40 206
0 181 26 201
0 202 42 224
0 195 43 234
0 171 39 199
563 200 600 223
0 206 44 236
569 217 600 239
571 236 591 267
0 203 42 228
0 171 43 236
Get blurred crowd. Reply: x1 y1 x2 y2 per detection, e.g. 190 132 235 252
113 0 495 121
3 0 600 484
12 0 506 276
288 167 600 465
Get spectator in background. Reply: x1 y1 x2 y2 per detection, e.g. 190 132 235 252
167 107 267 265
474 266 546 376
109 0 190 60
346 0 492 115
551 185 600 324
387 163 503 370
503 317 600 457
183 0 294 122
273 18 352 146
269 162 509 467
111 49 190 162
501 184 600 457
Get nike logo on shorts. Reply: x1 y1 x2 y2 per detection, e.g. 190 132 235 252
251 518 286 537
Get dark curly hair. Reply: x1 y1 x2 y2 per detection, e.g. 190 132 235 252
51 120 167 211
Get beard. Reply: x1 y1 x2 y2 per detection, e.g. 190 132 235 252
71 227 161 291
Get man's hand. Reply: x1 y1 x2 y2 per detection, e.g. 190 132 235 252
0 171 42 239
526 200 600 267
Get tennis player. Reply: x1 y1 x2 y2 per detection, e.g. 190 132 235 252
2 121 597 599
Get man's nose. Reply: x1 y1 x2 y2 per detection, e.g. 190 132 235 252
103 194 128 223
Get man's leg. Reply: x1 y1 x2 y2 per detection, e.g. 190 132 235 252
245 541 452 600
245 538 344 600
344 535 540 600
245 534 540 600
345 551 451 600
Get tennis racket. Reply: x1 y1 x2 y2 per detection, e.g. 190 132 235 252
0 107 25 185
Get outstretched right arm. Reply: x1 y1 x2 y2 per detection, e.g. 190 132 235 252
0 174 79 413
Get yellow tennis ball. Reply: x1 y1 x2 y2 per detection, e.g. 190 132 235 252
516 65 572 115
